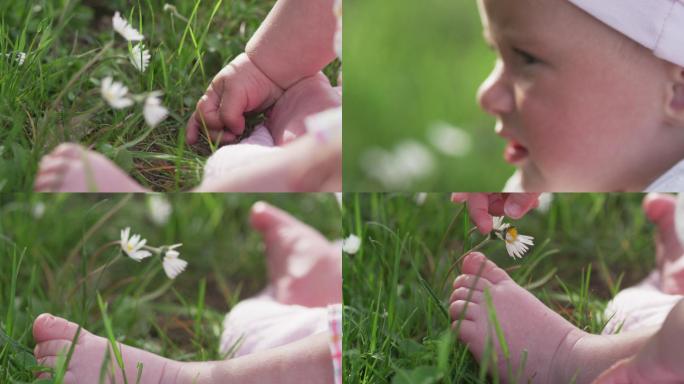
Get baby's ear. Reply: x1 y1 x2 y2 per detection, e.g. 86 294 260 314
665 65 684 124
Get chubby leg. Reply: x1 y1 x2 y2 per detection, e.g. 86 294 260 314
449 252 655 383
33 314 334 384
34 143 148 193
250 201 341 307
178 332 334 383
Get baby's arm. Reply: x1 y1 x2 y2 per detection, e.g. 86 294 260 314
246 0 338 90
186 0 338 144
177 333 334 383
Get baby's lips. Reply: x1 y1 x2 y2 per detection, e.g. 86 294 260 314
503 140 529 164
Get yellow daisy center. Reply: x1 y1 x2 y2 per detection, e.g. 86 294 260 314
505 227 518 243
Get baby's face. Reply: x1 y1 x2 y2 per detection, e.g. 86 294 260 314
476 0 678 191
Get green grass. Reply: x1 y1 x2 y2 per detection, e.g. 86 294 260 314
0 0 340 192
344 0 512 191
342 193 655 383
0 193 340 382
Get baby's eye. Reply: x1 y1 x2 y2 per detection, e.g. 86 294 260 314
513 48 540 65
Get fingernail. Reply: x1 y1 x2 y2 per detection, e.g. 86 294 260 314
505 202 522 218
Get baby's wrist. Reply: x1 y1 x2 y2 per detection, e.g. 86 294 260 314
234 52 284 94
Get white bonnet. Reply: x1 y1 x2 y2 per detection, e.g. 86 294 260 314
568 0 684 67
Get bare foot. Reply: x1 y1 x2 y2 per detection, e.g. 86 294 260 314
34 143 148 192
250 201 342 307
449 252 587 383
594 299 684 384
643 193 684 294
33 313 180 383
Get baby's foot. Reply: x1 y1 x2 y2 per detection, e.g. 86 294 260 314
33 313 180 383
449 252 587 383
250 201 342 307
643 193 684 294
34 143 148 192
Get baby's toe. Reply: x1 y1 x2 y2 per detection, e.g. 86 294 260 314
35 339 72 358
33 314 85 343
462 252 510 284
453 274 492 292
449 287 484 304
449 300 479 321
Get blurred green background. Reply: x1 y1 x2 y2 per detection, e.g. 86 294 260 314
344 0 512 191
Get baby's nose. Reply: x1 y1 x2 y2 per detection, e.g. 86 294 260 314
477 60 514 117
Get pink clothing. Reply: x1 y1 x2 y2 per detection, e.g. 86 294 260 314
603 271 684 335
327 304 343 384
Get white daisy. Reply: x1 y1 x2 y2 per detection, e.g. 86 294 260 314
143 92 168 128
492 217 534 259
342 234 361 254
101 76 134 109
147 194 172 226
112 12 144 41
129 43 150 72
120 227 152 261
163 244 187 279
426 121 472 157
5 52 26 66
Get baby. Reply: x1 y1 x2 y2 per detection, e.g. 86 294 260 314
449 193 684 383
32 201 342 383
475 0 684 192
34 0 342 192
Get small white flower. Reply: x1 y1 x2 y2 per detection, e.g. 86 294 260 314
147 194 172 225
143 92 168 128
492 217 534 259
112 11 144 41
129 43 150 72
676 194 684 247
335 192 343 209
342 234 361 254
32 202 46 219
163 244 187 279
536 193 554 213
427 121 472 157
101 76 134 109
5 52 26 66
120 227 152 261
415 193 428 206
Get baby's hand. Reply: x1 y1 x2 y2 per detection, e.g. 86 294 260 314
186 53 284 145
265 72 341 145
451 193 540 234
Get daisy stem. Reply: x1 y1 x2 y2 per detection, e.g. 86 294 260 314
66 241 121 300
440 233 492 292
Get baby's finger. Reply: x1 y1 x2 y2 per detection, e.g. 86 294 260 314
186 112 201 144
451 193 469 203
218 88 247 136
468 193 493 234
195 86 224 131
207 129 237 145
503 193 540 219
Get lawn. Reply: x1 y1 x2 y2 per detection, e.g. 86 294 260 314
344 0 513 191
0 0 339 192
342 193 655 383
0 193 340 382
